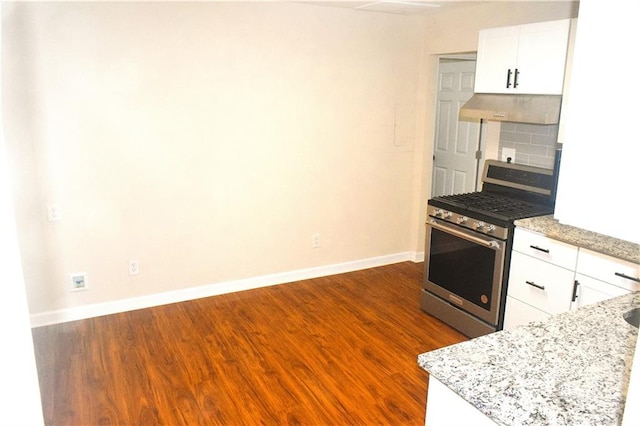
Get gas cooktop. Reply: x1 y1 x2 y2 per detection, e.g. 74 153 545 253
429 191 554 223
428 160 558 230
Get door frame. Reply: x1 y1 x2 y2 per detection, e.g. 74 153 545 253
432 53 486 195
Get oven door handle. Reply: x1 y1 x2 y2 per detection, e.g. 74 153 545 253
428 219 501 250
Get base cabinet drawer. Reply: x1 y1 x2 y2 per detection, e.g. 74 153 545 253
507 251 575 315
512 228 578 269
504 296 551 329
576 249 640 291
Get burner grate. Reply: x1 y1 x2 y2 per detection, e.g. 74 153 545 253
432 192 553 222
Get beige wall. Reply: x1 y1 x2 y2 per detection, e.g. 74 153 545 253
2 1 578 320
4 1 428 316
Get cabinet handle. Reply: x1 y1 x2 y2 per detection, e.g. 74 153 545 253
506 69 513 88
514 68 520 88
614 272 640 283
529 245 550 254
526 280 545 291
572 280 580 302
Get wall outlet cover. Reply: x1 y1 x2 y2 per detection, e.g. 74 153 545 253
501 148 516 163
70 273 88 291
128 260 140 276
47 204 61 221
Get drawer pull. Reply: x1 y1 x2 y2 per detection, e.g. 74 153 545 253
572 280 580 302
529 245 550 253
615 272 640 283
526 280 545 291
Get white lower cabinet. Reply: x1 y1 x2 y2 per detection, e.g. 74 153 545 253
425 376 498 426
573 274 629 309
573 249 640 309
504 229 577 330
507 250 575 315
504 228 639 330
504 296 550 329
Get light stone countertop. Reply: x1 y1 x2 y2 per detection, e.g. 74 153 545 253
418 292 640 426
514 215 640 264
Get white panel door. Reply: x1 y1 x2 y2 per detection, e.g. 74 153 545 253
432 60 480 197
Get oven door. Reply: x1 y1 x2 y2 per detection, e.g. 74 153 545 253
424 217 506 326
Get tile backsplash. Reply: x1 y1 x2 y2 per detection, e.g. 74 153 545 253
498 122 559 169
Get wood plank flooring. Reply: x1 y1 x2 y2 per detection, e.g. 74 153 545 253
32 261 467 425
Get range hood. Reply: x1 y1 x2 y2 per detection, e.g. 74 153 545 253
459 94 562 124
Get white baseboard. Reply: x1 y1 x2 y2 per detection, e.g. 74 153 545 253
30 251 421 328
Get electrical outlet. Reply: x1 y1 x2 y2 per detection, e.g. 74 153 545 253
312 233 321 249
501 148 516 163
128 260 140 276
70 273 87 291
47 204 61 221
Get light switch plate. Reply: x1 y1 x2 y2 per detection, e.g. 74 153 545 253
47 204 61 221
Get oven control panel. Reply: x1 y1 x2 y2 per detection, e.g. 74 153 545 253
428 207 509 240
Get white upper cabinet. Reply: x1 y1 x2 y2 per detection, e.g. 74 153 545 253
474 19 571 95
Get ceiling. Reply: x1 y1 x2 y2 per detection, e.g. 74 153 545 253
298 1 579 16
298 1 482 15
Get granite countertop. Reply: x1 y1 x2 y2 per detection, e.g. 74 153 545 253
514 215 640 264
418 292 640 426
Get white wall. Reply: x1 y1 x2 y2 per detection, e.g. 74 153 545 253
0 133 44 425
554 0 640 244
2 1 579 324
0 8 44 419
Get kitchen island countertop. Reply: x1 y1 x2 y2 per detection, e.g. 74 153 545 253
418 292 640 425
514 215 640 264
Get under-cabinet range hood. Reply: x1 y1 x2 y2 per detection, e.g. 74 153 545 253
459 94 562 124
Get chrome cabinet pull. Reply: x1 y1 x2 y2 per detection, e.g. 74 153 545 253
614 272 640 283
526 280 545 290
529 245 550 254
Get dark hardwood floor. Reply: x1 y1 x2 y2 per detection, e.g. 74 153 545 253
32 261 467 425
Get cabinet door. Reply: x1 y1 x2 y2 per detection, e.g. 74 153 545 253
474 25 519 94
426 377 498 426
504 296 551 330
515 19 570 94
474 20 570 95
573 273 630 310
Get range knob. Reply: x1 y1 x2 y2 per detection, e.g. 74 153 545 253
433 209 444 218
486 225 496 233
475 221 485 231
457 216 468 224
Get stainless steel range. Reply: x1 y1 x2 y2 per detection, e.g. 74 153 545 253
421 159 558 338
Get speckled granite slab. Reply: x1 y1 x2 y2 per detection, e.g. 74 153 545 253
514 215 640 264
418 292 640 426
